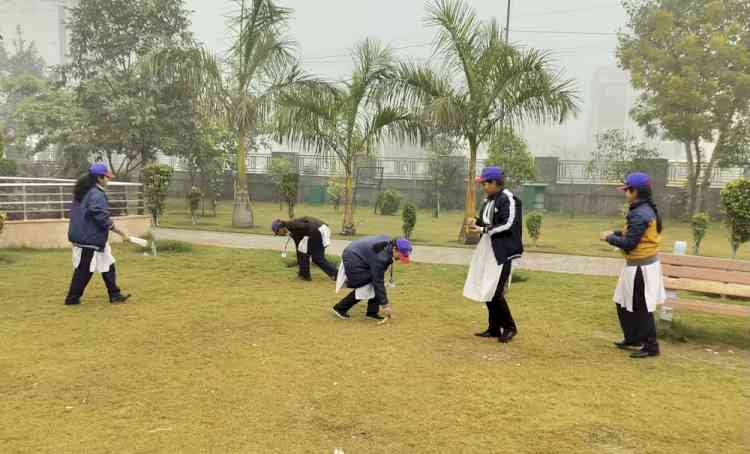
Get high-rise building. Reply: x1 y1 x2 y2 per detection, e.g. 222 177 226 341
0 0 78 67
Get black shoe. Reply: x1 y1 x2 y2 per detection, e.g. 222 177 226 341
366 313 385 321
109 293 131 304
331 307 350 320
498 329 517 343
64 299 81 306
630 349 660 359
298 275 312 282
614 340 642 350
474 330 499 338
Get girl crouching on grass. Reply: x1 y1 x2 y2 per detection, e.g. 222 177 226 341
601 172 666 359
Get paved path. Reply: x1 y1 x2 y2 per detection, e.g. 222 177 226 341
154 228 622 277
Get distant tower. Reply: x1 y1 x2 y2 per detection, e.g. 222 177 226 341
0 0 74 67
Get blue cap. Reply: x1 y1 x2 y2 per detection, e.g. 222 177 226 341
395 238 412 263
89 163 113 178
271 219 284 234
475 166 504 183
618 172 652 191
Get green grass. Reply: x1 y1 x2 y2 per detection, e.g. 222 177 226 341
160 199 750 260
1 245 748 453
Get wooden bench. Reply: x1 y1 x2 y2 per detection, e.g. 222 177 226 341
660 253 750 317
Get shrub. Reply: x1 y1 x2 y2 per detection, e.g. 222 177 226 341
327 177 345 212
691 212 710 255
141 164 174 226
511 270 530 283
720 179 750 259
525 211 544 247
402 202 417 239
269 157 300 218
0 159 17 177
375 190 402 215
139 239 193 254
0 211 5 237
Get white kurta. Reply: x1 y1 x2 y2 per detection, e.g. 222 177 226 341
297 225 332 254
335 262 376 300
72 243 116 273
463 234 512 302
613 260 667 312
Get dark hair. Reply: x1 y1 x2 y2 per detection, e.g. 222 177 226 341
73 173 97 203
635 187 663 233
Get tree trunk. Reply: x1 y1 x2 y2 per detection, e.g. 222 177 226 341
232 126 254 227
341 169 356 235
684 142 700 219
458 140 480 244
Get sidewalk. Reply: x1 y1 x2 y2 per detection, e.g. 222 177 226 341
154 228 623 277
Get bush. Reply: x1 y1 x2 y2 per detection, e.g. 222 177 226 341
142 164 174 226
139 239 193 254
327 177 345 212
691 212 710 255
0 211 5 237
375 190 402 215
0 159 17 177
720 179 750 258
269 157 299 218
511 270 530 283
402 202 417 239
525 211 544 247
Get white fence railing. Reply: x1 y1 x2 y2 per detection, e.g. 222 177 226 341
0 177 144 221
666 162 745 188
556 160 745 188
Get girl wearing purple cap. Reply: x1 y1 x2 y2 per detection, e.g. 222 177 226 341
65 163 131 305
600 172 666 358
332 236 411 321
464 166 523 343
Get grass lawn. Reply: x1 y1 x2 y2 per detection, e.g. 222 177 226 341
1 245 748 453
160 199 750 260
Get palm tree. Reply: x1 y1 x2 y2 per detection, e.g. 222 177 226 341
146 0 303 227
275 39 420 235
397 0 580 242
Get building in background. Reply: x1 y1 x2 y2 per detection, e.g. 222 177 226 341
0 0 78 67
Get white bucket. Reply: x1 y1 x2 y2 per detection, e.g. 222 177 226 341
673 241 687 255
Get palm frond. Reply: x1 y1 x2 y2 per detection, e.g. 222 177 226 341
425 0 482 92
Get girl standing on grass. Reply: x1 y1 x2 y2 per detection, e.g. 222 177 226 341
601 172 666 359
464 166 524 344
65 163 131 306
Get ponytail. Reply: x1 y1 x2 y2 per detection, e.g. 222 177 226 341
636 187 663 233
73 173 97 203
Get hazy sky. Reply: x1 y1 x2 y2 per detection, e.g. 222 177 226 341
189 0 630 156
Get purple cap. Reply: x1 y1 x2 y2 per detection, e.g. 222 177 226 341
89 163 113 178
475 166 504 183
395 238 412 263
618 172 652 191
271 219 284 234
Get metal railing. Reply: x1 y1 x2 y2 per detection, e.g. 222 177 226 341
0 177 144 222
556 160 621 185
666 162 745 188
556 160 745 188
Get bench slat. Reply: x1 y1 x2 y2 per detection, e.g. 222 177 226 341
662 264 750 285
662 299 750 317
661 253 750 272
664 277 750 299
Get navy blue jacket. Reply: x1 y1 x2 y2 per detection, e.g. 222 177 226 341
68 186 114 251
475 189 524 264
341 235 394 306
